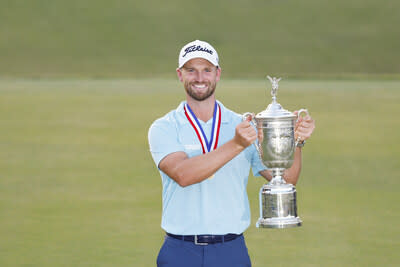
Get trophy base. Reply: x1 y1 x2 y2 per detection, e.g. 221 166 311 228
257 216 302 229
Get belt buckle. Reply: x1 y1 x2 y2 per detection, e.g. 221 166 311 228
194 235 208 246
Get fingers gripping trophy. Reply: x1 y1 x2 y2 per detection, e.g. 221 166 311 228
243 76 309 229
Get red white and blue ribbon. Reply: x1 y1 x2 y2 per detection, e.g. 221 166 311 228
184 102 221 154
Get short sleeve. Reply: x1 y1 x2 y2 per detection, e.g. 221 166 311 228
148 117 185 168
250 140 267 177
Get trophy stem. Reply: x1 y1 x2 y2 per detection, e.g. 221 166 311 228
270 168 286 185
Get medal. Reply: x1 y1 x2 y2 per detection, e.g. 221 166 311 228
184 102 221 154
184 102 221 179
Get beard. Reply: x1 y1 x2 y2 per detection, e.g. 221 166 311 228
184 81 217 101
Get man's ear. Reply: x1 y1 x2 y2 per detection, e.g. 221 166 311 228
216 67 222 82
176 68 183 82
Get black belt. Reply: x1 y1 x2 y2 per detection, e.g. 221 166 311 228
166 232 242 245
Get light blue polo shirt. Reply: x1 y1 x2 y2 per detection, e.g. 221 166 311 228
148 100 266 235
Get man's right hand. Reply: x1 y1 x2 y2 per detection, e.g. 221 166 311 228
234 120 257 150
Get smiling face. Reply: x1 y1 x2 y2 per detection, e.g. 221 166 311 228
176 58 221 102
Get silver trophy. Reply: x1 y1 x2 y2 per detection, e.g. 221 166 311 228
243 76 308 228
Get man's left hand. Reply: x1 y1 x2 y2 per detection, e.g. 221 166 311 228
293 110 315 142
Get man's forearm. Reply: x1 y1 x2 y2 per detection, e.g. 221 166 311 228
283 147 302 185
169 139 245 187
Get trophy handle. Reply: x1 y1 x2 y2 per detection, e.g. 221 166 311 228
295 109 309 145
242 112 255 123
296 108 309 122
242 112 262 159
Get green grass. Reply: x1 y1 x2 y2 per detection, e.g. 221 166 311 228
1 0 400 78
0 78 399 266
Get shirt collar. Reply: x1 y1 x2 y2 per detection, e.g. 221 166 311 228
176 100 230 124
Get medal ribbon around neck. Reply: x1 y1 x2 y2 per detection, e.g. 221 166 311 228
184 102 221 154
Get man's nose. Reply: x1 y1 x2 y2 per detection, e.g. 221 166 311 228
195 71 205 82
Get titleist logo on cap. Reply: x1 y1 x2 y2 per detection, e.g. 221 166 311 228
183 45 213 57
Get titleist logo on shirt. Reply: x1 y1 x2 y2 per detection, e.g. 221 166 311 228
183 45 213 57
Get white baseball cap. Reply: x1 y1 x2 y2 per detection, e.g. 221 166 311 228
178 40 219 68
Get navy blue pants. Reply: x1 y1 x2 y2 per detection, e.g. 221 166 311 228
157 235 252 267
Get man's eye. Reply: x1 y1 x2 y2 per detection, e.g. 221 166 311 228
205 69 211 72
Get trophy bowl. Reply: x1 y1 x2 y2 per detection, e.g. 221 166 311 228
257 117 296 169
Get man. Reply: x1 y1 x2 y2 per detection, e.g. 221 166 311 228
148 40 315 267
